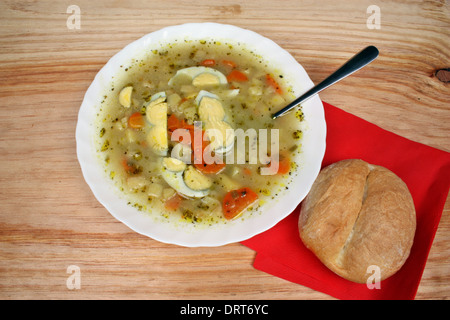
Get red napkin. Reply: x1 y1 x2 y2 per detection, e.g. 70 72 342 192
242 102 450 300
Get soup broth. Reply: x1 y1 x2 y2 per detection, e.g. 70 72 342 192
96 39 304 225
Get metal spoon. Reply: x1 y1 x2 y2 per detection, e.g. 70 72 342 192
271 45 379 119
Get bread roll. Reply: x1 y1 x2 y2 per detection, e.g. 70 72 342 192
299 159 416 283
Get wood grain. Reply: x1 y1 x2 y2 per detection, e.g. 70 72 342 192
0 0 448 300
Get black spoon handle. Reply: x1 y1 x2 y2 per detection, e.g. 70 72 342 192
272 46 379 119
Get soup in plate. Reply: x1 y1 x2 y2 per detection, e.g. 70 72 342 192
96 39 305 226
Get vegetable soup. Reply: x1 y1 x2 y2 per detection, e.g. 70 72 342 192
96 39 304 225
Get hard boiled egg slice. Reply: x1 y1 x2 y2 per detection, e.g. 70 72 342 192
195 91 224 121
145 91 168 156
163 157 187 172
149 91 166 103
183 166 212 191
160 158 210 198
146 92 167 125
195 90 235 154
204 120 235 154
168 66 228 87
194 90 219 105
147 126 168 156
119 86 133 108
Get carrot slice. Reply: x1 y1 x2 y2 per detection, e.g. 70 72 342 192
265 152 291 175
193 136 225 174
276 154 291 175
222 60 237 68
200 59 216 67
227 69 248 82
265 74 283 94
222 187 259 220
195 161 226 174
164 194 182 211
168 114 192 145
128 112 145 129
121 157 138 174
166 115 225 173
167 113 181 134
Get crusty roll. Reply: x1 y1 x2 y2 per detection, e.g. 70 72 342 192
299 159 416 283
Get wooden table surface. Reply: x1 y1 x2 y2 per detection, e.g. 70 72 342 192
0 0 448 300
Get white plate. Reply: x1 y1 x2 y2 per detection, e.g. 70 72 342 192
76 23 326 247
